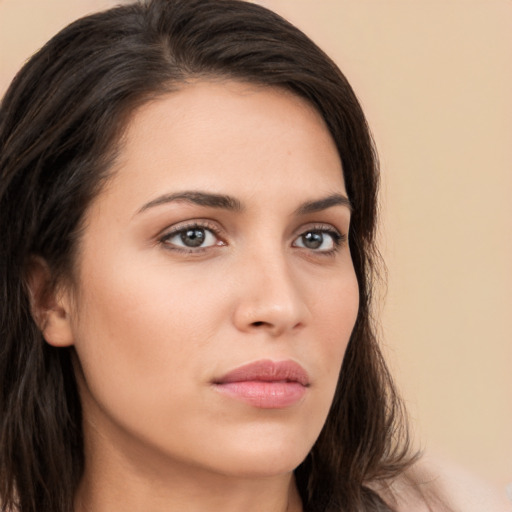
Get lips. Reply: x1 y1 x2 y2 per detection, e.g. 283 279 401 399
212 359 309 409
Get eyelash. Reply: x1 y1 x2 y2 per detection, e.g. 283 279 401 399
293 224 346 256
158 221 346 256
159 220 225 254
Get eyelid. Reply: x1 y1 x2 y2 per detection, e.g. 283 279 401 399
158 219 226 251
293 223 347 254
295 222 346 239
156 219 347 255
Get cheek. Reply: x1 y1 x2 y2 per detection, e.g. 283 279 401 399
297 264 359 411
70 258 226 417
317 267 359 345
321 271 359 383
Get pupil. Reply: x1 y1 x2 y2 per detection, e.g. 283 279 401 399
181 228 205 247
303 231 323 249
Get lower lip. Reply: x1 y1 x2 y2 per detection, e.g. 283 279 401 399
214 381 307 408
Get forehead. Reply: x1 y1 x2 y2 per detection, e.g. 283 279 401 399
99 80 346 212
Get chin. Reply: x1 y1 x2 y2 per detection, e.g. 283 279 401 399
214 451 308 479
191 425 316 479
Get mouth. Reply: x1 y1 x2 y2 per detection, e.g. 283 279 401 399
212 359 310 409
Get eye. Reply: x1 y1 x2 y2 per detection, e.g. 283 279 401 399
161 225 221 250
293 229 343 253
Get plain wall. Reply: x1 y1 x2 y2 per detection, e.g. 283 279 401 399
1 0 511 488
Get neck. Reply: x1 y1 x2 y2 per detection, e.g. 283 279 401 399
75 463 303 512
74 415 303 512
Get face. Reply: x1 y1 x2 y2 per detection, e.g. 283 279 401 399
62 81 359 479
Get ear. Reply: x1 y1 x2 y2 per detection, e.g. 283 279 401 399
25 257 75 347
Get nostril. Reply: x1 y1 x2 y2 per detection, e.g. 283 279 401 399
251 321 265 327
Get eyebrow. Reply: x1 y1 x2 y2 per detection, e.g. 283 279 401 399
137 190 352 215
137 191 243 214
294 194 352 215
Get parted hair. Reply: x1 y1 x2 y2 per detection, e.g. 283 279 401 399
0 1 414 511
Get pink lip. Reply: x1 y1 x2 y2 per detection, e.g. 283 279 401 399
213 359 309 409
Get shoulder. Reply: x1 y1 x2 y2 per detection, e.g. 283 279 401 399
373 454 512 512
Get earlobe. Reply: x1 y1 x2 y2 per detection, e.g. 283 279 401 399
25 257 75 347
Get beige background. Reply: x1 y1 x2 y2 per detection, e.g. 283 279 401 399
1 0 510 488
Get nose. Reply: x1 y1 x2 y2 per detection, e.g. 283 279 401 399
231 252 309 337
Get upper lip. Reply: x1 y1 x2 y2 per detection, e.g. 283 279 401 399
213 359 310 386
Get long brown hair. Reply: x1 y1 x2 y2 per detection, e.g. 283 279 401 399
0 1 414 511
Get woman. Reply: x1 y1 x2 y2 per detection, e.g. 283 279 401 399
0 1 508 512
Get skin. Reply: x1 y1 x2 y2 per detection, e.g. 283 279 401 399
38 81 359 512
